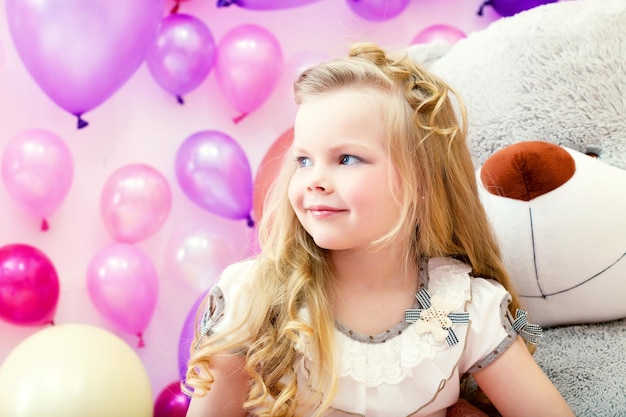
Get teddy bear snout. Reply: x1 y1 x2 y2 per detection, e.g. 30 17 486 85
479 141 576 201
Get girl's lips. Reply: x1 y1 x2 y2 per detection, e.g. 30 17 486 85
306 206 346 219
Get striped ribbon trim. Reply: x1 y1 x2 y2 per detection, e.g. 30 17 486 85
405 289 470 346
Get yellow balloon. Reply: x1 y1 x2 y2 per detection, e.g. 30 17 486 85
0 324 152 417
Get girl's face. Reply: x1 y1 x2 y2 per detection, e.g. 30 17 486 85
288 89 402 253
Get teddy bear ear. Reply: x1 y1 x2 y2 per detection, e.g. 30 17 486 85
406 41 453 68
479 141 575 201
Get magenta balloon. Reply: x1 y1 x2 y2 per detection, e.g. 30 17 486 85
175 130 253 224
482 0 558 17
146 14 216 102
154 381 190 417
1 129 74 225
86 243 159 341
217 0 322 9
0 244 59 326
177 290 207 383
5 0 164 127
100 164 172 244
345 0 410 21
411 24 467 45
215 24 283 118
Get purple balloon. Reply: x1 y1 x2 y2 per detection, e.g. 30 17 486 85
5 0 164 128
480 0 558 17
154 381 190 417
345 0 410 21
175 130 254 225
217 0 322 9
0 244 59 326
146 13 216 104
411 24 466 45
178 290 207 383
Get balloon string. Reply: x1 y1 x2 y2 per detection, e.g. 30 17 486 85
477 0 492 16
41 218 49 231
176 95 185 105
233 112 248 124
76 115 89 129
137 332 145 348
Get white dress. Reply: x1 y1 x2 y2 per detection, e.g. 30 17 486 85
200 257 520 417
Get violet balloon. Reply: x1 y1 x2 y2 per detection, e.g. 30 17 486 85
215 24 283 122
0 244 59 326
175 130 254 225
146 14 216 104
411 24 467 45
100 163 172 244
217 0 322 9
154 381 190 417
479 0 558 17
178 290 207 383
86 243 159 347
5 0 164 128
1 129 73 230
345 0 410 21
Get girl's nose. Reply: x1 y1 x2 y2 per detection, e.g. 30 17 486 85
306 167 331 193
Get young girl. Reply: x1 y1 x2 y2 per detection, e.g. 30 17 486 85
184 43 574 417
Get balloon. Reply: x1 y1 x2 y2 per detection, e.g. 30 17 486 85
345 0 410 21
411 24 467 45
178 290 207 383
217 0 322 9
100 163 172 243
478 0 558 17
164 223 240 293
146 13 216 104
0 324 152 417
154 381 190 417
215 24 283 122
175 130 254 224
86 243 159 347
253 127 293 224
1 128 73 230
0 243 59 326
5 0 164 128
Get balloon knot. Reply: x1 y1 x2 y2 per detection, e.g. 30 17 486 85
49 320 55 326
217 0 234 7
232 112 248 124
477 0 492 16
171 2 180 13
137 332 145 348
77 115 89 129
176 95 185 105
246 216 255 228
41 218 49 231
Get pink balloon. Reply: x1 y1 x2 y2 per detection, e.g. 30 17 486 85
215 24 283 122
0 244 59 326
100 164 172 243
5 0 164 128
1 129 73 230
411 24 467 45
175 130 253 225
154 381 190 417
217 0 322 9
345 0 410 21
146 13 216 104
178 290 206 383
86 243 159 347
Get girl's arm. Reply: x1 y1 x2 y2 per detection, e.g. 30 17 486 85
186 354 251 417
473 336 575 417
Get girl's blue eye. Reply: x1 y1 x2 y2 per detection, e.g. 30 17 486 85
296 157 311 168
340 155 361 165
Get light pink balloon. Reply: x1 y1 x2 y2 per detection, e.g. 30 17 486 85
100 164 172 243
164 222 243 293
411 24 467 45
5 0 164 128
215 24 283 122
345 0 410 21
86 243 158 347
1 129 73 230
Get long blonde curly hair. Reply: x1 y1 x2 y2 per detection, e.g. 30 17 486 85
184 42 521 417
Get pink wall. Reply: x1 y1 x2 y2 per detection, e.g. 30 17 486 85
0 0 500 402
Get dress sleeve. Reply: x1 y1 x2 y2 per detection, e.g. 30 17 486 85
459 277 518 374
196 259 257 353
